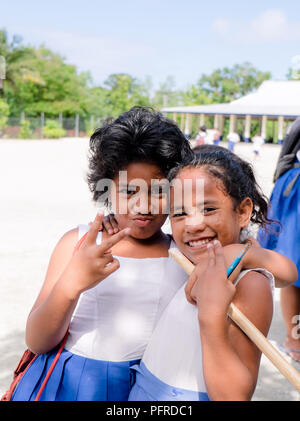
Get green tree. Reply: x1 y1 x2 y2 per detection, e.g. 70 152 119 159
6 46 93 117
0 97 9 132
286 67 300 80
152 76 181 109
180 85 213 106
84 86 110 118
196 62 271 103
0 29 39 99
104 73 151 116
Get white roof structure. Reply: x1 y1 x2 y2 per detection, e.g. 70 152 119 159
162 81 300 119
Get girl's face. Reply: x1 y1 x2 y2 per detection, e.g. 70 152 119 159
111 162 168 239
170 167 252 264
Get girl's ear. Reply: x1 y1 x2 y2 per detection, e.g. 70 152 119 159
237 197 253 228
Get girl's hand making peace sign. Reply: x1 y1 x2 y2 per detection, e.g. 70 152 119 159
190 240 236 324
67 212 130 295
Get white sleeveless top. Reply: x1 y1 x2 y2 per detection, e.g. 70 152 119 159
65 225 188 362
141 268 274 393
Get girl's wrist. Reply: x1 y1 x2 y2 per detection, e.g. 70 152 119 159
243 246 263 269
198 313 229 337
56 267 82 302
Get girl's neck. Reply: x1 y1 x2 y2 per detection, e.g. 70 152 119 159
129 229 168 246
104 229 171 259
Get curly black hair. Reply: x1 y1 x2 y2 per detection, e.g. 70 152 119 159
169 145 276 229
87 106 193 202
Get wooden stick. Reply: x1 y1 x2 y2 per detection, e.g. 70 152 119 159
169 247 300 393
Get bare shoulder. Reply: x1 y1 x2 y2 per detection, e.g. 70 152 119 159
45 227 80 279
235 270 273 299
29 227 80 312
54 227 80 254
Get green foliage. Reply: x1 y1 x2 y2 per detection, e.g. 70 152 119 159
195 62 271 103
43 120 66 138
151 76 180 109
0 98 9 130
18 119 32 139
286 67 300 81
3 44 93 117
180 86 213 106
1 28 275 121
0 29 39 99
104 73 151 117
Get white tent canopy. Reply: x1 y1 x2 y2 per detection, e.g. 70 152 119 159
161 81 300 142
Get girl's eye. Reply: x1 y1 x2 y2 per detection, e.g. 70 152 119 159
203 207 216 214
171 211 187 218
120 188 136 195
151 185 168 196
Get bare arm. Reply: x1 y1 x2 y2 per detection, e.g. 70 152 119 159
26 214 129 354
245 246 297 288
25 228 80 354
222 242 298 288
191 241 273 401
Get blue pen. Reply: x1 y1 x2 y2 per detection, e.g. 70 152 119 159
226 242 251 278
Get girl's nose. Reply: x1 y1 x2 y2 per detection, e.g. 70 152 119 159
184 213 206 232
130 191 151 214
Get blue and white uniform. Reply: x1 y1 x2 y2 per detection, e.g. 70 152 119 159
258 152 300 287
12 225 187 401
128 268 274 401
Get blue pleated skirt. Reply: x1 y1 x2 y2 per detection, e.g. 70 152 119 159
128 361 210 401
258 166 300 287
11 346 140 401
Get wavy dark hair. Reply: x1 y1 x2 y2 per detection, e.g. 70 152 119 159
168 144 277 229
87 106 193 203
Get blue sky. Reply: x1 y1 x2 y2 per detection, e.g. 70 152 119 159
2 0 300 90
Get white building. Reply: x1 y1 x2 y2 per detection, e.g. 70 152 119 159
161 81 300 144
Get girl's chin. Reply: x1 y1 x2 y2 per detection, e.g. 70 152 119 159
181 246 209 265
129 227 158 240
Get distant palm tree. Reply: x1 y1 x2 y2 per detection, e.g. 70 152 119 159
0 29 41 95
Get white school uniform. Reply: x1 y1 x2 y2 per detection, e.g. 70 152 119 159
129 268 274 401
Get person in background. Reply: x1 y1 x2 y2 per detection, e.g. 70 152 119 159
252 133 264 160
213 127 221 145
258 117 300 362
226 131 240 152
195 125 207 146
204 128 215 145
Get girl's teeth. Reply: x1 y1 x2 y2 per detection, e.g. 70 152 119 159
188 239 212 247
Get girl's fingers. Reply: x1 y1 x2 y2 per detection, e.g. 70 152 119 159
88 221 103 231
102 215 115 235
213 240 227 270
206 241 216 267
86 212 104 244
185 271 197 304
102 258 120 276
109 214 120 233
214 241 227 278
101 254 114 265
98 227 131 254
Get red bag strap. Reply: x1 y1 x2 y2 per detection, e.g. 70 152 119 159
34 331 69 401
34 231 89 401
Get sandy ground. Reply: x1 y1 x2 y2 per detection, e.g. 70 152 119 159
0 137 299 401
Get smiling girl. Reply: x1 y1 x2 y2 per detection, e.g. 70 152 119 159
10 107 193 401
128 148 297 401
